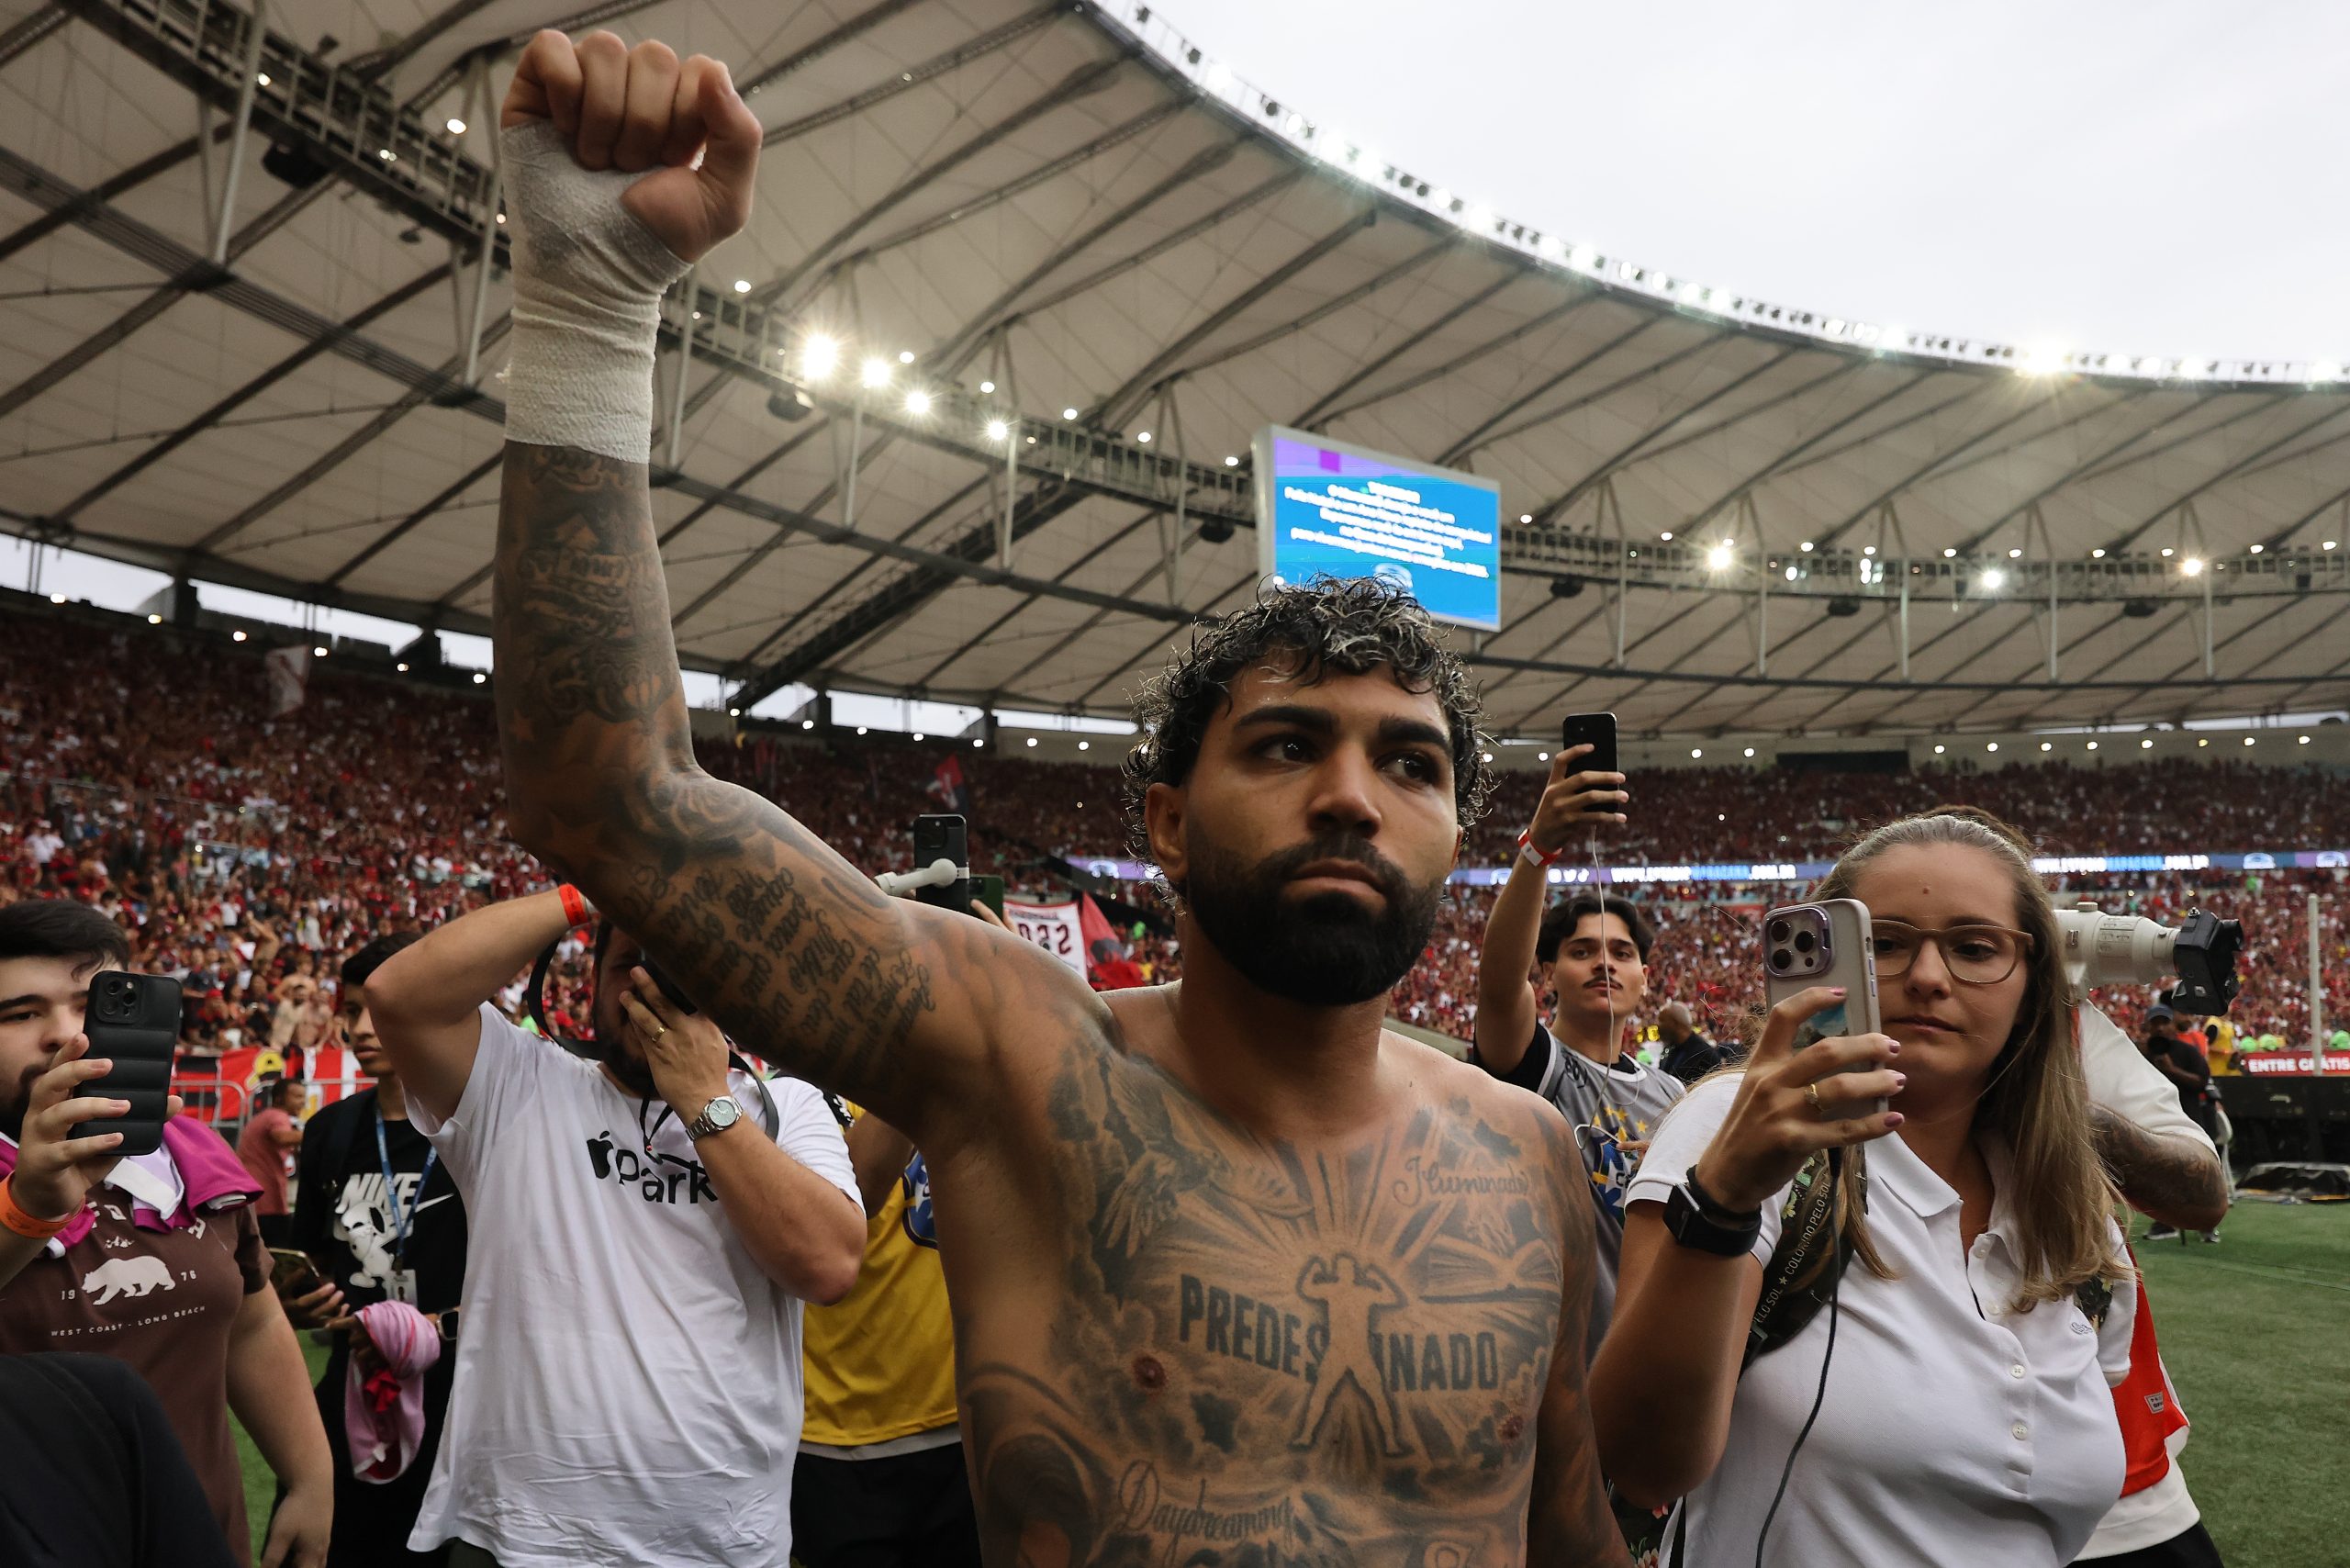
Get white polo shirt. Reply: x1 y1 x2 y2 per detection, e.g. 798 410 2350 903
1628 1076 2135 1568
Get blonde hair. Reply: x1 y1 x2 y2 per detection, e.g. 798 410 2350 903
1813 807 2121 1307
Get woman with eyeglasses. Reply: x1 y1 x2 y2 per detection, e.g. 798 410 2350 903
1589 809 2134 1567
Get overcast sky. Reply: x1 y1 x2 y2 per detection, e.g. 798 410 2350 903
1163 0 2350 364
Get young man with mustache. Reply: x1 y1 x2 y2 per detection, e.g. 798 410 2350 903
481 28 1626 1562
1471 747 1682 1360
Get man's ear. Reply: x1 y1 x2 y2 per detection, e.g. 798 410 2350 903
1144 780 1187 890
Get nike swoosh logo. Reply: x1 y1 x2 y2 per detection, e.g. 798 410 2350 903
413 1193 455 1214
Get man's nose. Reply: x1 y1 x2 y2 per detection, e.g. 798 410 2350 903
1304 747 1382 838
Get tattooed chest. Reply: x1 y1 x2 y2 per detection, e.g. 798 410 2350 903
960 1056 1568 1560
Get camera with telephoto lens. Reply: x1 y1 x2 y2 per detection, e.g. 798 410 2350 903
2053 903 2242 1015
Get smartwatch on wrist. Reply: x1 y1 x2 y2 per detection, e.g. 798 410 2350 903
436 1306 462 1343
1662 1166 1763 1257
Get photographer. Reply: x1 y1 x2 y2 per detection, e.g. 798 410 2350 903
1592 811 2135 1566
366 886 863 1568
0 899 332 1567
2136 1008 2221 1245
1470 744 1679 1358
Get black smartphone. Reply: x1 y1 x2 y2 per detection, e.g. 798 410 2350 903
76 971 182 1157
1560 711 1619 778
912 813 973 914
268 1246 325 1296
973 873 1006 920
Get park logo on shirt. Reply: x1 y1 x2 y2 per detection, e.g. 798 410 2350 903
583 1130 716 1205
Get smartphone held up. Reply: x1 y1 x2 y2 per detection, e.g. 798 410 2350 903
1762 899 1888 1116
73 970 181 1157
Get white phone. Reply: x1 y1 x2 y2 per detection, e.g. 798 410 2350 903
1762 898 1887 1115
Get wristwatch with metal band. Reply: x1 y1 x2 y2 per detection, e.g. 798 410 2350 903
686 1094 744 1141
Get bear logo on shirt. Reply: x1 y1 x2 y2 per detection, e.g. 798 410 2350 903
83 1255 174 1305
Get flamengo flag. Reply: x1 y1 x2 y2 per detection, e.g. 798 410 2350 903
927 754 970 812
264 644 309 716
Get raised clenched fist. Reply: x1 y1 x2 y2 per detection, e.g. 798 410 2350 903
501 29 761 267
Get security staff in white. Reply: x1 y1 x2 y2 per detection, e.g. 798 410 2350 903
367 887 863 1568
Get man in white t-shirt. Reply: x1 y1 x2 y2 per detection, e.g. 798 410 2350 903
367 887 866 1568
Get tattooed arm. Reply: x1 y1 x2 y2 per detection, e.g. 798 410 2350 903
1528 1122 1634 1567
489 36 1093 1142
2089 1107 2230 1232
494 449 1090 1139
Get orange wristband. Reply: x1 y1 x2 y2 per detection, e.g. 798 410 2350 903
0 1175 73 1240
558 884 592 928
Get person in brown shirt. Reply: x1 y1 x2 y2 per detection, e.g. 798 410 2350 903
0 899 331 1566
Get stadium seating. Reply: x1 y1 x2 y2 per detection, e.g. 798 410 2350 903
0 602 2339 1059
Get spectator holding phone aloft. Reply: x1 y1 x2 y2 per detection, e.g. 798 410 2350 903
1469 742 1681 1361
0 900 332 1567
1591 811 2136 1567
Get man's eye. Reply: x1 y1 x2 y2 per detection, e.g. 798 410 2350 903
1387 753 1437 781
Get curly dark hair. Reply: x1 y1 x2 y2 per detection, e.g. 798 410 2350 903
1119 580 1495 892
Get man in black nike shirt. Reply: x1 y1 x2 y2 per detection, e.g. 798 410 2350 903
278 935 468 1567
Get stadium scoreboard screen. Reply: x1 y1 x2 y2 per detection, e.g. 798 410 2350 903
1252 426 1502 631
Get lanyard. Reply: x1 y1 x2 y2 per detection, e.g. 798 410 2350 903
375 1108 438 1266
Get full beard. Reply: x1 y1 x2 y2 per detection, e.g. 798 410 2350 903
1184 831 1444 1007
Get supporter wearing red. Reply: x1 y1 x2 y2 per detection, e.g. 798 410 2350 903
1594 812 2135 1566
238 1078 306 1242
366 887 863 1568
0 899 332 1566
480 28 1624 1563
1471 745 1683 1361
279 933 467 1568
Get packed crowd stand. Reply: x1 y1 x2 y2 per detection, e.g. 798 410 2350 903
0 606 2335 1069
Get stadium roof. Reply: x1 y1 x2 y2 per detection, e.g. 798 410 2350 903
4 0 2348 741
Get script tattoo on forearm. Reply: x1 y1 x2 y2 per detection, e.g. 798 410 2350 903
490 442 939 1108
2089 1106 2229 1229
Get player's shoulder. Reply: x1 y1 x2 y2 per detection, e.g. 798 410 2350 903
1396 1032 1570 1136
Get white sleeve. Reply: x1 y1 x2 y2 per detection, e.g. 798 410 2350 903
2078 1003 2216 1158
408 1003 548 1182
2098 1244 2139 1387
1622 1073 1786 1263
765 1076 860 1208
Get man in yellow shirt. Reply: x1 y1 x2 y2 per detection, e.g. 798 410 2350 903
795 1108 977 1566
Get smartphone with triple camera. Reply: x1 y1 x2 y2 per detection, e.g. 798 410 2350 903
973 873 1006 920
74 971 182 1157
1560 711 1618 780
1762 898 1887 1114
912 814 974 914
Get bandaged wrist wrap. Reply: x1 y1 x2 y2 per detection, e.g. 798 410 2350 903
500 120 693 464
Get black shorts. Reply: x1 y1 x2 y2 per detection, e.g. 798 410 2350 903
791 1439 979 1568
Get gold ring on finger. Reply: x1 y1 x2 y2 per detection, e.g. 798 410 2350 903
1804 1082 1825 1118
652 1025 668 1042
